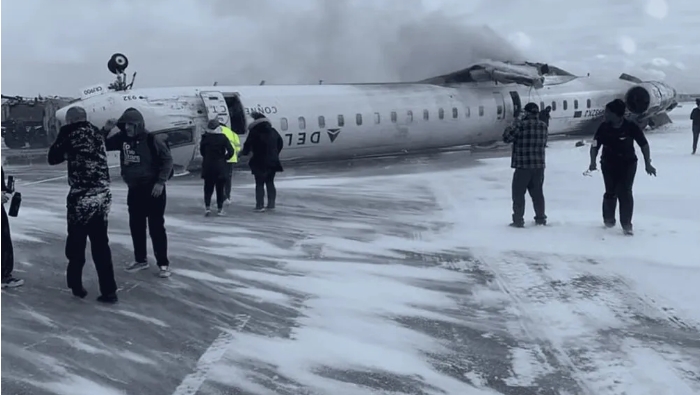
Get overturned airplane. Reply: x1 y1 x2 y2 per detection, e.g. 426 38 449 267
55 53 679 172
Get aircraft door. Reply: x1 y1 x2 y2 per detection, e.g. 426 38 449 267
509 91 522 118
199 91 231 127
493 92 506 120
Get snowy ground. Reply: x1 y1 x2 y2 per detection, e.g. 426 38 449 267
1 105 699 395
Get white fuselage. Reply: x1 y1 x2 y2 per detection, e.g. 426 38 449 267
57 76 638 171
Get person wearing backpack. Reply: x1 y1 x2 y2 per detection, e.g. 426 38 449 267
102 108 174 278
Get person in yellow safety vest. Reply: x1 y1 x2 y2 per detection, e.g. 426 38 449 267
220 123 241 204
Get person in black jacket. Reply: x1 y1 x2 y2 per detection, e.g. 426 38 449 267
200 119 234 216
2 167 23 288
539 106 551 126
239 112 284 212
589 99 656 236
691 98 700 154
48 106 117 302
102 108 174 278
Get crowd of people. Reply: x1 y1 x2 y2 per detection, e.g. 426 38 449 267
1 109 284 301
2 100 696 294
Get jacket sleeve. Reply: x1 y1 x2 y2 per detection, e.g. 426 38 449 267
276 131 284 153
104 129 125 151
630 122 649 147
199 135 206 157
240 132 253 156
502 121 521 143
224 138 235 160
153 134 174 184
48 128 69 165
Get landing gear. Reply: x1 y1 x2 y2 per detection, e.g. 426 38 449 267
106 53 136 91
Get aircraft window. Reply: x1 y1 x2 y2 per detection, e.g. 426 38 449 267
574 100 579 109
465 107 470 117
453 107 458 118
407 110 413 122
374 112 380 124
586 99 591 108
338 114 345 127
551 101 557 111
497 105 503 115
563 100 568 110
318 116 325 128
298 116 306 130
391 111 397 123
439 108 445 119
356 113 363 126
280 117 288 131
423 109 429 120
152 128 194 149
479 106 484 116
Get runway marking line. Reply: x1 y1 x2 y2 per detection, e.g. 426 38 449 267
171 314 251 395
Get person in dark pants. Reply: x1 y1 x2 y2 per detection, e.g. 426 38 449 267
48 106 117 302
201 119 235 216
239 112 284 212
589 99 656 236
220 123 241 204
2 167 23 288
503 102 549 228
691 98 700 154
103 108 174 278
539 106 551 127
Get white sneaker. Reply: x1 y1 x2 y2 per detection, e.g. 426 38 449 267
204 208 211 217
217 209 225 216
158 266 171 278
225 199 232 205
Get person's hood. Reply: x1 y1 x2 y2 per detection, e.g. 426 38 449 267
206 126 224 134
248 117 270 132
117 108 146 133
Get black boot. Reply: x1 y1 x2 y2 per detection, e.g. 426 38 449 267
97 293 118 304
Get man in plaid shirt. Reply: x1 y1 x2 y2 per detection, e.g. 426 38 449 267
502 102 548 227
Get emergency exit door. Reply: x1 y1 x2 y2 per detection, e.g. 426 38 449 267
199 91 231 127
493 92 506 120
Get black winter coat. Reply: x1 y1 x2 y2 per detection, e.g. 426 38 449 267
240 118 284 175
199 132 234 180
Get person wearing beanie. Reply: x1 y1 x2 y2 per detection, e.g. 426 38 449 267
200 119 234 216
502 102 549 228
589 98 656 236
691 98 700 154
239 112 284 212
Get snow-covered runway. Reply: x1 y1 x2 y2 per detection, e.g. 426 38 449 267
2 106 699 395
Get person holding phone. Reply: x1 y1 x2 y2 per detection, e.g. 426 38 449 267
2 167 23 288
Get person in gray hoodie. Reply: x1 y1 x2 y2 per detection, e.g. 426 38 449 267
103 108 174 278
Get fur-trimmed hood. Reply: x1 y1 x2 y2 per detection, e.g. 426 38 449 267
248 117 270 131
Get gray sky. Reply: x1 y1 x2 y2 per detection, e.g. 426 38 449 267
2 0 699 97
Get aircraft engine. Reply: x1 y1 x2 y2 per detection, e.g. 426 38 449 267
624 81 677 115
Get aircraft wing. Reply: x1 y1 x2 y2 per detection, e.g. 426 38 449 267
420 60 550 88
